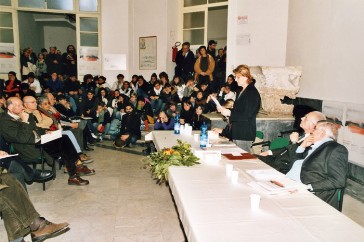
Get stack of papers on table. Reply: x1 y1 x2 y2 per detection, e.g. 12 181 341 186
246 169 308 195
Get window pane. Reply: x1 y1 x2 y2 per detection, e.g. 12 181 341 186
208 0 228 3
47 0 73 11
184 29 204 45
79 0 98 12
80 18 98 32
19 0 45 8
81 33 98 46
184 0 207 7
0 12 12 27
0 29 14 43
0 0 11 6
183 12 204 29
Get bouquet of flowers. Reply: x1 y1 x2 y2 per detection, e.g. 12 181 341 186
143 139 200 184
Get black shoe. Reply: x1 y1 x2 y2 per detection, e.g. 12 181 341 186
84 146 94 151
33 169 53 181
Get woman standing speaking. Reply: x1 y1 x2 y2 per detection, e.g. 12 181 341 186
215 65 261 151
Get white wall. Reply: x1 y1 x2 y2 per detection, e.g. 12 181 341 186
286 0 364 104
101 0 130 84
101 0 179 84
227 0 289 74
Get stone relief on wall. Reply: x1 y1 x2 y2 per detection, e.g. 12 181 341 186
250 66 302 114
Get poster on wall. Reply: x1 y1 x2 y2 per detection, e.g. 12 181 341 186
0 43 17 74
139 36 157 70
103 54 126 70
322 100 364 167
78 46 100 76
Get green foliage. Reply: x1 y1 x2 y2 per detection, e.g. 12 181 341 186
143 139 200 185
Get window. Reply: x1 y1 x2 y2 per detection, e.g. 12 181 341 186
0 12 13 43
80 17 98 46
79 0 98 12
182 0 228 48
0 0 11 6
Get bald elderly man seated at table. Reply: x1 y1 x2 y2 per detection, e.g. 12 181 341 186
257 111 326 174
286 121 348 210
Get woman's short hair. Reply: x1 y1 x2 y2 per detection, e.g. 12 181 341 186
233 64 252 84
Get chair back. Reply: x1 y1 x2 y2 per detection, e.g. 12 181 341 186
269 137 290 150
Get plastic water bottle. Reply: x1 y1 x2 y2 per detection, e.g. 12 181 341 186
174 114 180 134
200 122 208 148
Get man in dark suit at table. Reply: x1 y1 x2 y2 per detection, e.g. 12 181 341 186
286 120 348 210
257 111 326 174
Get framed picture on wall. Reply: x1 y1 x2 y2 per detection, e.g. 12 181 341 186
139 36 157 70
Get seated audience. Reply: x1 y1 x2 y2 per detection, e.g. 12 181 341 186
0 97 92 186
149 81 164 116
46 72 63 93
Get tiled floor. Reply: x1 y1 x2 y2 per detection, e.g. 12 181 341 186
1 141 364 242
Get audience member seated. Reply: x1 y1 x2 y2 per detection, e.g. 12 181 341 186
4 71 21 98
0 173 69 242
114 103 141 148
180 99 194 125
154 111 174 130
80 90 99 119
136 75 151 99
24 95 93 164
120 80 133 98
135 96 154 131
218 84 236 105
63 73 81 114
191 104 208 130
46 72 64 93
171 75 186 103
286 121 348 210
54 94 96 151
149 81 164 116
159 83 179 106
226 74 239 93
91 102 112 140
112 74 125 91
158 72 169 87
165 101 180 119
97 87 111 107
0 97 92 186
130 75 138 93
19 83 36 99
95 76 111 95
257 111 326 174
183 77 198 99
81 74 96 98
129 93 137 108
22 72 42 96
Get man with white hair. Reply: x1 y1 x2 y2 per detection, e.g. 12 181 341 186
286 121 348 210
258 111 326 173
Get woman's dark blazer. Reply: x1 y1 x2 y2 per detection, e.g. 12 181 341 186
229 82 261 141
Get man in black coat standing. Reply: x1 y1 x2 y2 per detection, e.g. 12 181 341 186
286 121 348 210
175 42 195 81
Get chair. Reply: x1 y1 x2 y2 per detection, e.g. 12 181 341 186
337 187 345 212
250 131 264 154
9 143 55 191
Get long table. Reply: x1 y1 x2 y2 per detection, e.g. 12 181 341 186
147 131 364 242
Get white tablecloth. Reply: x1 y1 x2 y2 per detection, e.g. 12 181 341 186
148 131 364 242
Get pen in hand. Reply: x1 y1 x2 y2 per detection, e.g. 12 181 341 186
271 180 285 188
